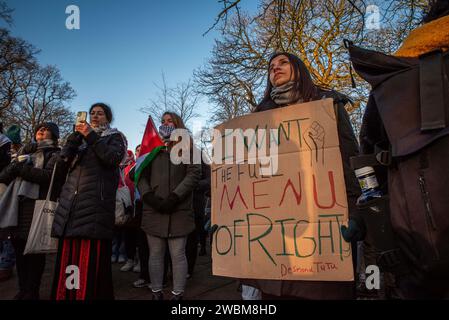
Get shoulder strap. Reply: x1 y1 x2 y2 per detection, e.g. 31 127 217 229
419 49 447 131
45 162 57 201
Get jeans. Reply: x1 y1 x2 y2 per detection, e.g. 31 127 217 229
147 235 187 295
0 240 16 270
112 229 126 259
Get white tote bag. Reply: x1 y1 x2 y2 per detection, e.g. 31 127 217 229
23 164 59 255
115 169 132 226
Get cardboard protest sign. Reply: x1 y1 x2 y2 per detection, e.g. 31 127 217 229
211 98 354 281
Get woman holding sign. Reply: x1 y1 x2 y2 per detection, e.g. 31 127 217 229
0 122 61 300
138 112 201 300
247 52 361 299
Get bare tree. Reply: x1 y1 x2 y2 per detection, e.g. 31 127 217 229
0 28 39 116
198 0 430 134
140 73 200 125
3 65 76 142
1 2 76 141
0 0 13 26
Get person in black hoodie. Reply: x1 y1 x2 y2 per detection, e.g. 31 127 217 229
51 103 126 300
0 122 61 300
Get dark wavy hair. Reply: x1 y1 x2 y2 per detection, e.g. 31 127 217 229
89 102 113 123
423 0 449 23
255 52 324 112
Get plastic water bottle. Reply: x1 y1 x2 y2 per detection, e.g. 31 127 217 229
354 166 383 212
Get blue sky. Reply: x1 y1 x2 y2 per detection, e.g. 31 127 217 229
3 0 259 151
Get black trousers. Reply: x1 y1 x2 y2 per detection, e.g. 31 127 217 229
123 226 138 260
186 212 208 275
11 237 46 299
137 228 150 281
186 229 198 275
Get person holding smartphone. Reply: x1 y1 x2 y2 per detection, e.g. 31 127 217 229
51 103 127 300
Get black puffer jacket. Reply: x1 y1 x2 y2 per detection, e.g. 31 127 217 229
52 130 126 240
0 142 61 239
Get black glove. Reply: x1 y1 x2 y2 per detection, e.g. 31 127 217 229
210 224 218 235
341 218 366 242
5 161 24 177
65 132 83 147
159 192 180 214
209 224 218 246
143 192 164 211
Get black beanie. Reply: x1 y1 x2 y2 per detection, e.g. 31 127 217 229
35 122 60 141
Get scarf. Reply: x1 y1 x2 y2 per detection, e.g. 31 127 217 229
159 124 175 139
31 139 56 169
159 124 176 147
270 81 303 106
395 15 449 58
80 124 128 164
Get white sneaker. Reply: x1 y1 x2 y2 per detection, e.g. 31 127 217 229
118 255 126 264
133 263 141 273
120 259 134 272
133 278 150 288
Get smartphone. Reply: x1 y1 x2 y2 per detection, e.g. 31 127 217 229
76 111 87 125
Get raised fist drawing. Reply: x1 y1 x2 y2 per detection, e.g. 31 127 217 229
303 121 325 165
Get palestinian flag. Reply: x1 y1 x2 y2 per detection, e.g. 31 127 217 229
134 116 165 183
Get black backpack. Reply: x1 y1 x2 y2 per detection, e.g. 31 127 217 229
346 40 449 297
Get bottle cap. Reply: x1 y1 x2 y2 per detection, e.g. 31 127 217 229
355 166 375 178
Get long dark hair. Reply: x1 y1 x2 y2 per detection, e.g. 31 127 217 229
90 102 113 123
255 52 323 112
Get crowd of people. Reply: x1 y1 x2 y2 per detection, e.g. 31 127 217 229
0 105 211 300
0 0 448 301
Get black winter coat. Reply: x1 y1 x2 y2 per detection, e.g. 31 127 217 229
138 148 201 238
52 130 126 240
0 142 61 239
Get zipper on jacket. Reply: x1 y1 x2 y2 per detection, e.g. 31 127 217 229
167 152 172 237
100 178 104 201
418 173 439 259
63 166 82 236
